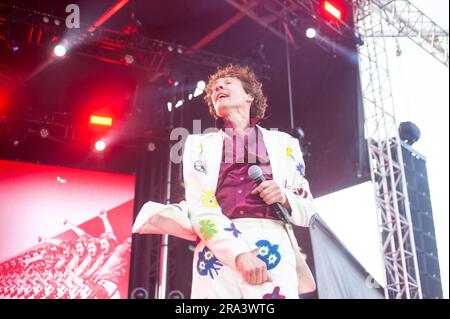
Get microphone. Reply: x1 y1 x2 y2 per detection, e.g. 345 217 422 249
248 165 291 224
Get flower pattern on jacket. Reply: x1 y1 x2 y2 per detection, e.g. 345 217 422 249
255 239 281 270
199 219 218 241
196 246 223 279
201 191 219 208
286 145 295 160
223 223 242 238
296 162 305 176
263 286 286 299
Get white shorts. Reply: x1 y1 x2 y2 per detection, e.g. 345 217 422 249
191 218 299 299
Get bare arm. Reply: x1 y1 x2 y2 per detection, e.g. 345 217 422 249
63 219 87 237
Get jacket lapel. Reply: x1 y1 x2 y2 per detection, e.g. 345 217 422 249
257 125 284 185
203 131 224 191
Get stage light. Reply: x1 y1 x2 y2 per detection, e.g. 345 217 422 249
188 93 193 100
90 115 112 126
167 79 180 87
193 88 203 97
95 139 106 151
56 176 67 184
193 80 206 97
306 28 317 39
324 1 342 20
11 138 20 147
54 19 61 26
54 44 66 57
39 128 50 139
147 142 156 152
175 100 184 108
6 40 20 53
196 80 206 90
43 16 50 23
124 54 135 64
167 102 173 112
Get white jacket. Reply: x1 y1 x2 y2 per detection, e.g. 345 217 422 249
133 125 316 293
182 125 316 293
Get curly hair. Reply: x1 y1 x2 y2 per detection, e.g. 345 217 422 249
204 64 268 119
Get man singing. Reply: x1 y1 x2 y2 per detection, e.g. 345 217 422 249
184 64 316 298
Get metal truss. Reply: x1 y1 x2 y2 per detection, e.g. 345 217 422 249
223 0 448 66
0 4 269 80
353 0 422 299
224 0 356 53
373 0 449 67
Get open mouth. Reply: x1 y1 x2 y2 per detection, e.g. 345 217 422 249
216 93 228 101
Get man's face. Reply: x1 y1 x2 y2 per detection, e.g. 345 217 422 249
75 242 85 256
211 77 252 117
87 242 98 257
100 237 111 254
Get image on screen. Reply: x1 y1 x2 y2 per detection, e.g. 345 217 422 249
0 159 135 299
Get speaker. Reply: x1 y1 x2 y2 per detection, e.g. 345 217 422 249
398 142 443 299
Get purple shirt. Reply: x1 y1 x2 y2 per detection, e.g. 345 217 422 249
215 118 279 221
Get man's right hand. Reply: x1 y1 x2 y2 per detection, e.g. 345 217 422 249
236 250 272 285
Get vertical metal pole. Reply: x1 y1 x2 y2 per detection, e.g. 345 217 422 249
157 110 174 299
284 23 295 130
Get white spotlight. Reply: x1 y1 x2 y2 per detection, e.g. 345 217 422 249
193 80 206 98
175 100 184 108
194 88 204 97
95 140 106 152
56 176 67 184
306 28 317 39
54 44 67 57
196 80 206 90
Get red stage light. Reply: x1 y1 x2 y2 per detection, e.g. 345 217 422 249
90 115 113 126
88 0 130 33
323 1 343 20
